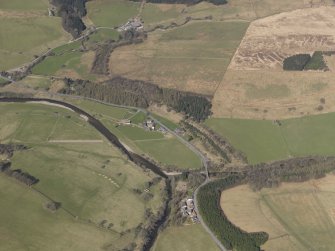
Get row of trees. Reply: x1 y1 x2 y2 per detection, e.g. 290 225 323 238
0 162 39 186
180 121 230 162
0 144 27 159
60 77 213 121
283 54 311 71
246 156 335 190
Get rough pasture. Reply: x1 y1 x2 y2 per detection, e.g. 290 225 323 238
212 7 335 119
221 175 335 250
229 7 335 70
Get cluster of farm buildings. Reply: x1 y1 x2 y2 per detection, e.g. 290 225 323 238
120 118 168 133
181 198 199 223
117 18 144 32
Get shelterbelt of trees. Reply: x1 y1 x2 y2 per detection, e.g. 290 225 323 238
283 51 330 71
0 144 38 187
60 77 212 121
198 156 335 251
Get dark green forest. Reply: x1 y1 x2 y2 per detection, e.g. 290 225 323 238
60 77 212 121
304 51 329 71
51 0 88 38
197 176 268 251
283 52 329 71
283 54 311 71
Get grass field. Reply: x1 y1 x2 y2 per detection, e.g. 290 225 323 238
0 0 71 72
0 174 124 251
153 224 220 251
32 44 97 80
141 3 183 26
110 21 249 95
206 112 335 164
136 138 202 169
70 99 135 120
0 0 48 10
151 113 179 131
86 0 139 27
0 102 165 250
221 175 335 250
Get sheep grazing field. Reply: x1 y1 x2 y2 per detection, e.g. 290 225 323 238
0 102 165 251
221 175 335 251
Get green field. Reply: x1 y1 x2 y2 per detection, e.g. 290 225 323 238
87 0 140 27
31 46 95 79
69 99 135 120
153 224 220 251
0 175 124 251
130 111 148 124
141 3 181 25
0 15 69 71
117 125 164 141
0 0 48 10
0 102 164 250
206 113 335 164
152 113 179 131
136 138 202 169
88 29 120 43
